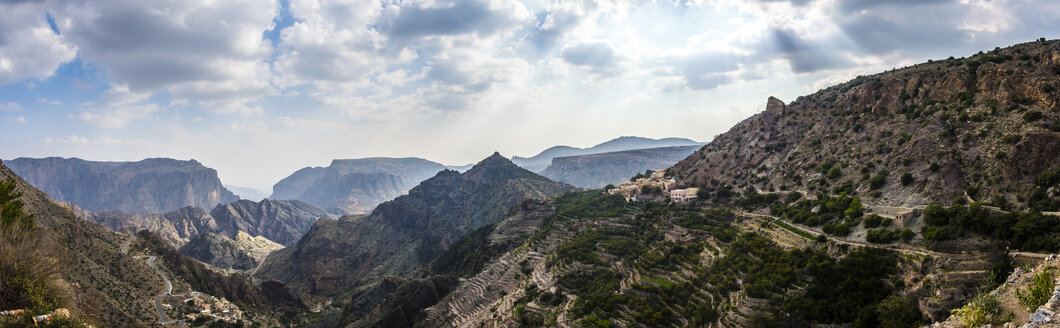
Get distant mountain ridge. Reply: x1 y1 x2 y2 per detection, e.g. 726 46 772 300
271 157 447 214
225 185 269 201
541 145 702 188
512 136 704 172
5 157 239 214
256 152 575 297
83 198 333 247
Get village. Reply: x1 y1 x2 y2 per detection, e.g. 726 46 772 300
606 169 700 203
164 291 245 326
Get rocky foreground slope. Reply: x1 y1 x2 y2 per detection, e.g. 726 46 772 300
271 157 447 214
5 157 239 214
672 39 1060 210
0 160 300 327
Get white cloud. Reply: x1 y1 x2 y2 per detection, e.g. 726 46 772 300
42 134 154 147
0 102 22 111
0 1 78 85
37 98 61 105
5 116 26 123
50 0 278 112
78 103 160 128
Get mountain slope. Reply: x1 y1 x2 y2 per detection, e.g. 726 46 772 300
178 231 283 271
0 159 298 326
672 39 1060 209
541 145 702 188
512 136 704 172
256 152 574 298
271 157 447 214
5 157 239 214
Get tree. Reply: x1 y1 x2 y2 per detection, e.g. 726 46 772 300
899 229 915 242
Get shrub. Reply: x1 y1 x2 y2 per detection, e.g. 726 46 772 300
876 296 922 328
869 170 889 189
1002 134 1022 144
828 167 842 180
1016 269 1054 310
863 215 882 228
929 163 940 172
900 173 914 186
951 293 1003 327
900 229 915 242
1023 110 1043 122
866 229 899 244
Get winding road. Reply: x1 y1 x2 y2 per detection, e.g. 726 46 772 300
122 234 185 327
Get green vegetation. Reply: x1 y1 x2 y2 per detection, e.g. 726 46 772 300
787 247 901 325
951 292 1005 327
900 172 914 186
900 228 915 242
770 194 864 236
554 191 628 219
1016 269 1054 310
771 219 816 240
866 229 900 243
1023 110 1043 122
0 180 91 327
875 296 923 328
868 170 889 189
1029 167 1060 211
920 203 1060 251
1002 133 1022 144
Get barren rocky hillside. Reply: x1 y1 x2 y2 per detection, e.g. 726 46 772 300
672 39 1060 209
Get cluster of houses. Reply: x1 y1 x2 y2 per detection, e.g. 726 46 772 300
171 292 244 324
607 170 700 203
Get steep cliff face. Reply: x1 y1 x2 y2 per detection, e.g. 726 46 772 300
512 136 704 173
256 153 575 297
84 199 331 247
541 145 702 188
672 39 1060 208
5 157 239 214
271 157 447 214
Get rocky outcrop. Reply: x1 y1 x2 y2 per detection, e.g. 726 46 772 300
84 198 332 247
179 231 283 270
541 145 702 188
513 136 704 173
5 157 239 214
671 39 1060 209
256 153 575 298
271 157 447 214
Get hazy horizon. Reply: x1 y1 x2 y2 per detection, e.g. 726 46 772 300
1 0 1057 190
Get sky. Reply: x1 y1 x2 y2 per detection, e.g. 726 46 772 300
0 0 1058 192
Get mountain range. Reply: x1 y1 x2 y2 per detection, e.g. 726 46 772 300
270 157 448 214
5 157 239 214
540 145 702 188
512 136 704 172
256 152 574 298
